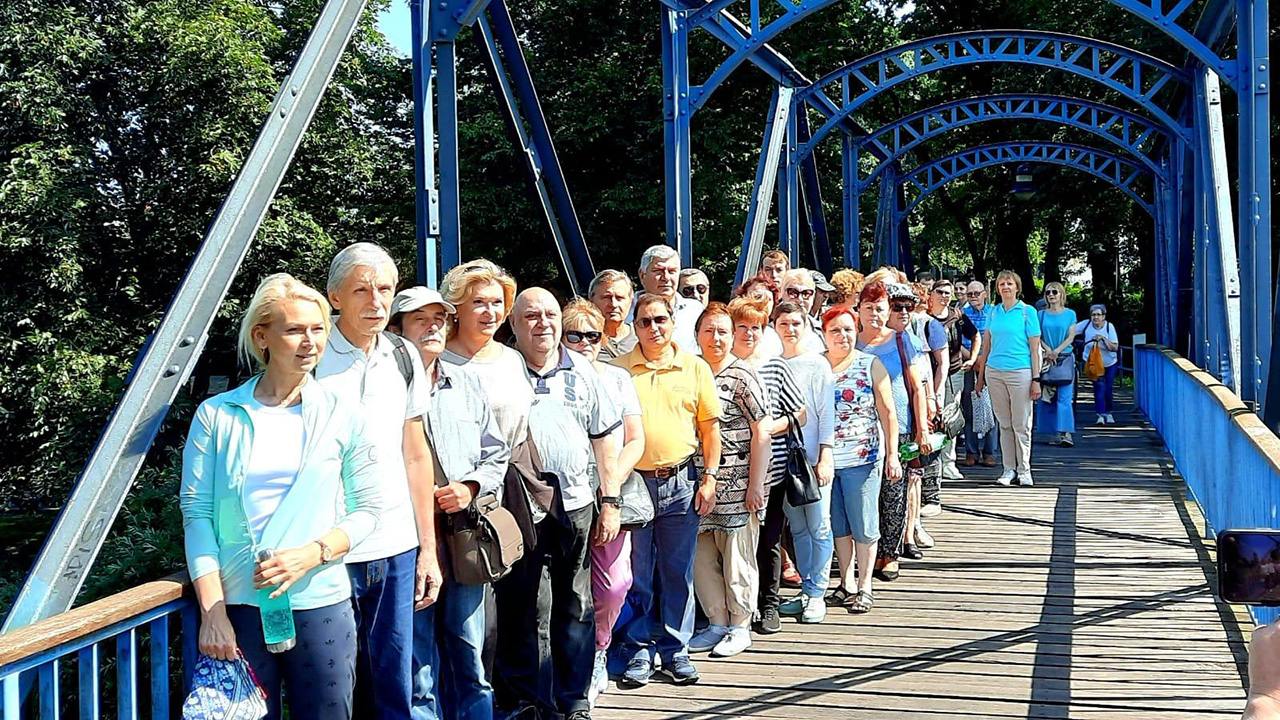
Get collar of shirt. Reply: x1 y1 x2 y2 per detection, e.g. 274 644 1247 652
326 321 391 361
993 300 1028 316
621 343 688 372
429 359 455 393
525 346 577 389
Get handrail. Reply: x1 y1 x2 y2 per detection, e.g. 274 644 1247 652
0 573 189 670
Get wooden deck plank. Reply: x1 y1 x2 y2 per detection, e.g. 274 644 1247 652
595 400 1250 718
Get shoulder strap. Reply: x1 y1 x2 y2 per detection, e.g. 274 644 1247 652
895 332 923 428
383 331 414 387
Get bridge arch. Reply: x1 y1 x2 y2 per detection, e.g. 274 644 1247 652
897 141 1157 217
796 31 1189 156
835 94 1177 190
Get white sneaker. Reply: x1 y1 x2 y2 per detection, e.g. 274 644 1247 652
588 649 608 707
1017 471 1034 486
1060 432 1074 448
996 470 1015 486
914 521 935 549
800 596 827 624
1096 415 1107 425
941 463 964 481
1105 414 1116 424
920 502 942 518
711 625 752 657
689 625 728 653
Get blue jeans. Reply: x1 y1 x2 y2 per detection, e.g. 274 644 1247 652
615 467 700 665
228 601 356 720
349 548 417 720
963 370 999 457
411 580 491 720
1095 364 1119 414
783 482 833 599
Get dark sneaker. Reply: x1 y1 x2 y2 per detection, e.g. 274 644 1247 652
659 656 700 685
566 712 592 720
755 606 782 635
619 656 652 688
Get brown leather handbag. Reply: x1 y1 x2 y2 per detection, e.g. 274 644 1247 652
433 446 525 586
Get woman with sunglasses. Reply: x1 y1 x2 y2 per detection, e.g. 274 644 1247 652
560 299 647 705
1078 304 1119 424
686 301 771 657
855 282 931 582
728 295 805 634
1036 282 1078 447
973 270 1042 487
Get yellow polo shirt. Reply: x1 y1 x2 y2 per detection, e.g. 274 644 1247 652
614 344 721 471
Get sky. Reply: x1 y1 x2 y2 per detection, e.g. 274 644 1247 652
376 1 413 57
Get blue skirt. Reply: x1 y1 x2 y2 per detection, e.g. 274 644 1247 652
1036 380 1076 434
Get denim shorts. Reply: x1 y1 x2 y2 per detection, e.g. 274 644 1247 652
830 462 883 543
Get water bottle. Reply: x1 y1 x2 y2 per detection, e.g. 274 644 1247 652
256 548 296 653
899 433 951 462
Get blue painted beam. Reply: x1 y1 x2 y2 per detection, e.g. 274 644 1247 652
800 31 1190 158
898 142 1157 217
409 0 439 286
428 0 492 41
736 86 792 287
796 112 833 276
662 7 694 265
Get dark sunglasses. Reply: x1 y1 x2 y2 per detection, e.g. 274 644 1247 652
965 291 981 297
564 330 602 344
1045 289 1060 296
636 315 671 329
890 303 915 312
785 287 816 300
679 284 709 297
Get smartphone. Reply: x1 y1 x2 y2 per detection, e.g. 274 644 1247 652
1217 529 1280 605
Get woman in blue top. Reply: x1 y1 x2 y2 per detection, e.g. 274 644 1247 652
1036 282 1079 447
974 270 1042 487
181 273 383 720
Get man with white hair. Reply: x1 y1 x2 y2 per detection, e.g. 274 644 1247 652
629 244 702 351
316 242 441 720
498 288 621 720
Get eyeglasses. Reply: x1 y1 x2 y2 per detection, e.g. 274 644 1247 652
636 315 671 330
890 303 915 312
1045 289 1060 296
679 284 709 297
1091 312 1105 317
785 287 816 300
564 330 602 344
966 291 981 297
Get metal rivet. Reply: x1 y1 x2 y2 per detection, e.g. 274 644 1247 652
165 365 180 377
279 107 287 117
180 336 195 347
437 1 446 7
291 86 299 96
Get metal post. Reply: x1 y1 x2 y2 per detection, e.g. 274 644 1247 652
410 0 440 286
1198 68 1242 393
436 40 461 275
796 112 833 275
3 0 372 632
735 86 792 287
842 133 860 270
896 179 913 278
778 98 801 265
1237 0 1271 410
662 8 693 265
477 1 596 293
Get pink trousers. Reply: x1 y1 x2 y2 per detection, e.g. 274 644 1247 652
591 531 633 651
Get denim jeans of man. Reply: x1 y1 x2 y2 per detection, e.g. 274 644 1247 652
411 579 492 720
963 369 999 457
349 547 417 720
782 481 833 599
493 504 595 717
614 466 700 666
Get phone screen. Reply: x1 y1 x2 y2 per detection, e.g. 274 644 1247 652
1218 530 1280 605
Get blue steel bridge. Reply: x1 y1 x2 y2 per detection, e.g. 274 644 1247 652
0 0 1274 717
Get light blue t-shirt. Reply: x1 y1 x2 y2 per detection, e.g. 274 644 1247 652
1038 309 1078 356
986 301 1042 372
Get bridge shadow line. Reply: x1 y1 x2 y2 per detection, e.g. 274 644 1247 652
622 582 1209 719
941 503 1195 550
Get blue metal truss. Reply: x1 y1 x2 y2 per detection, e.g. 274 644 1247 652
897 142 1157 217
819 94 1179 191
800 31 1190 155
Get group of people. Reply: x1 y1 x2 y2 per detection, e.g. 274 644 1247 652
180 243 1123 720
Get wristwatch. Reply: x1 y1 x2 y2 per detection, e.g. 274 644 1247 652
315 539 334 565
600 495 623 508
703 468 719 480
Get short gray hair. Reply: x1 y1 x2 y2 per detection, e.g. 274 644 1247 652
588 269 633 299
639 244 680 274
679 268 708 282
327 242 398 296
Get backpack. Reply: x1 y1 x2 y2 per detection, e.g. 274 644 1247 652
383 331 415 386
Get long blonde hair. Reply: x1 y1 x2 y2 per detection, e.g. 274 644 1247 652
238 273 331 371
1043 281 1066 309
439 259 518 339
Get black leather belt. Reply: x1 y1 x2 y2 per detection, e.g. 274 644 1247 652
645 457 693 479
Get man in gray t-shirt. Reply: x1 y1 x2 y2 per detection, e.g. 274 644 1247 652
495 288 620 719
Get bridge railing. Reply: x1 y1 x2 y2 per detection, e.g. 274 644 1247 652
1135 344 1280 623
0 574 195 719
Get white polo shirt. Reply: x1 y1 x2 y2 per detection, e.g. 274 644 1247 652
315 325 431 563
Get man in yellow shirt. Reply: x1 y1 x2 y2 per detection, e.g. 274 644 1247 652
612 293 722 688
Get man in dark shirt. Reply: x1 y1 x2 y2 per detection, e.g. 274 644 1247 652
927 280 979 496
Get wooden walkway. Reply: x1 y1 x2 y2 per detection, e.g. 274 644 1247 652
595 395 1252 719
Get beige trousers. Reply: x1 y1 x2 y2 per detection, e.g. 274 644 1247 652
986 367 1034 474
693 515 760 627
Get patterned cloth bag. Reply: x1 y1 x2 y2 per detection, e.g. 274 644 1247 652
182 653 268 720
971 388 996 438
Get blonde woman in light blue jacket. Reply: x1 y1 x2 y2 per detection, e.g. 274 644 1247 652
180 273 382 720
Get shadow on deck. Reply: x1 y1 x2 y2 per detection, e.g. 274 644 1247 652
595 395 1252 719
